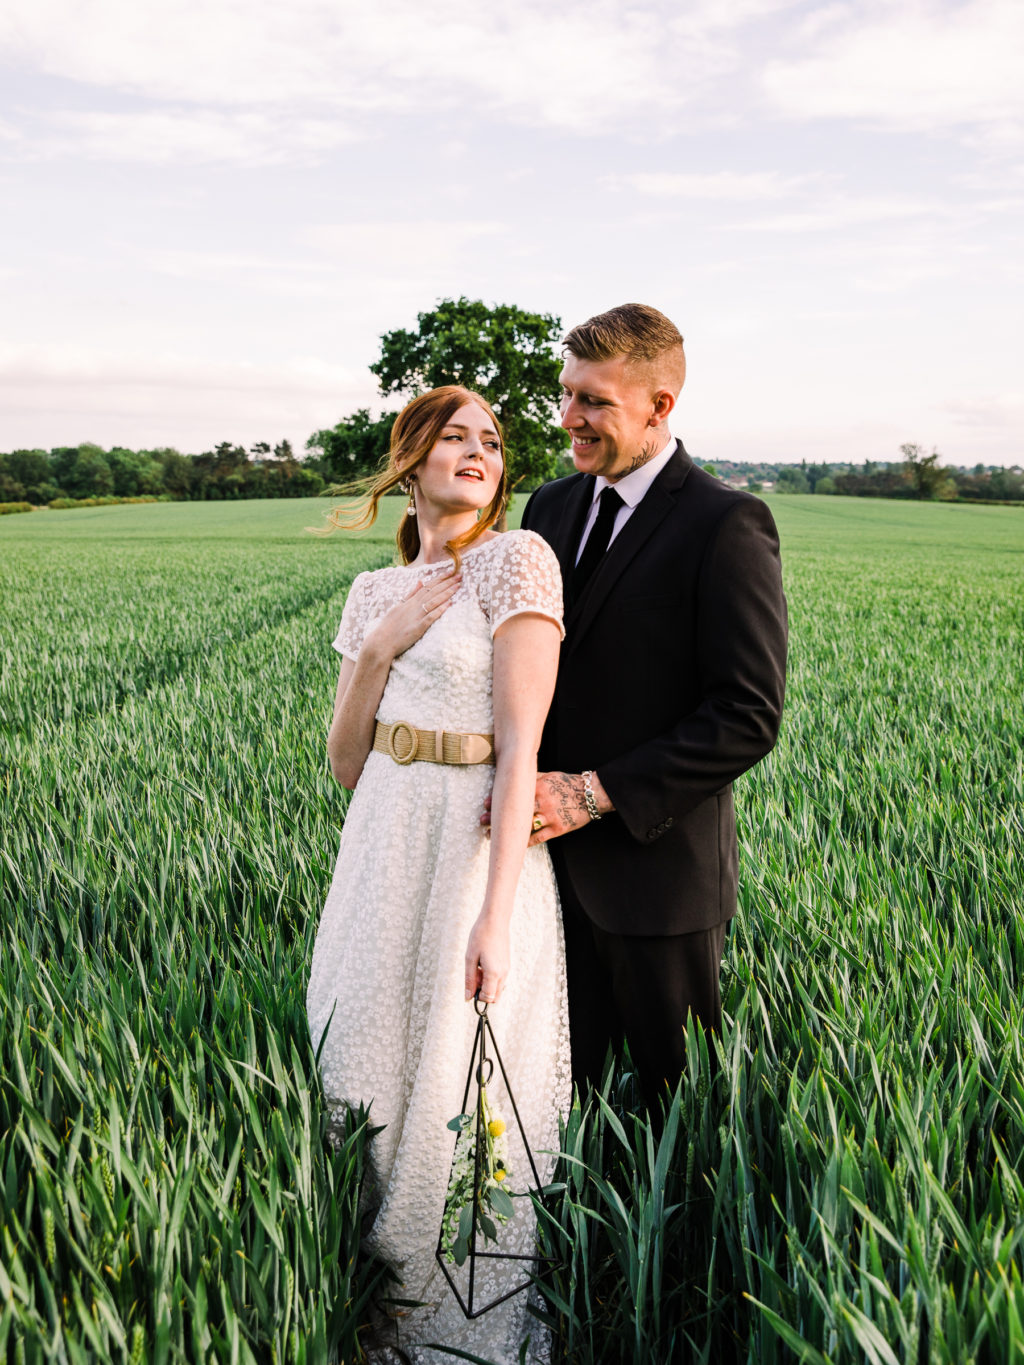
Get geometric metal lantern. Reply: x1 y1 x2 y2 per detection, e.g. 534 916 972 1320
435 995 558 1318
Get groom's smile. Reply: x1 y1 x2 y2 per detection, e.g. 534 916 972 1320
559 353 673 482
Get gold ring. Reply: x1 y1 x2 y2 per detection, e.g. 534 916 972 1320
531 816 544 832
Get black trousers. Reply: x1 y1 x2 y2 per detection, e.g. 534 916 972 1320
556 860 726 1109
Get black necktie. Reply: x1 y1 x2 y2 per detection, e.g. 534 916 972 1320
571 486 624 602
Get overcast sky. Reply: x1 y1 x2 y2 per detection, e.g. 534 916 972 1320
1 0 1021 466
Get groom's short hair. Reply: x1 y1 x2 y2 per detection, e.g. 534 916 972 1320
564 303 685 393
564 303 683 365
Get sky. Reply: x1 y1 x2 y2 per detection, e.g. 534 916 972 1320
1 0 1021 467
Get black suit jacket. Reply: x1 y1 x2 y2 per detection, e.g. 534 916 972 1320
522 443 787 937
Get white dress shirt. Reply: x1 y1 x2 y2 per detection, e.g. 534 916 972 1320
574 437 680 564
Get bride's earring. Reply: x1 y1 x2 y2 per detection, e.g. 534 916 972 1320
400 474 417 517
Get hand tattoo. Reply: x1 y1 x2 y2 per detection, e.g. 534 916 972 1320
548 773 589 830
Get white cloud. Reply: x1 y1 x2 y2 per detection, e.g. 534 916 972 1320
6 0 1019 164
137 221 507 309
0 0 701 134
0 341 357 395
300 220 504 268
0 342 376 449
604 170 821 199
0 0 822 158
940 394 1024 429
142 249 325 281
36 108 360 165
963 121 1024 156
763 0 1024 138
729 194 957 234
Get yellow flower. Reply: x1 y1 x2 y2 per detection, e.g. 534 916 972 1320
493 1169 507 1182
488 1119 506 1138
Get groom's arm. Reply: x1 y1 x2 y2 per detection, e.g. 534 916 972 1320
598 496 787 842
529 496 786 846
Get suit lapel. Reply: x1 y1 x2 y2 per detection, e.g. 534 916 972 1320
564 445 692 654
551 474 596 609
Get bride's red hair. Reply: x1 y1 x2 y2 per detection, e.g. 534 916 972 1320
324 386 509 570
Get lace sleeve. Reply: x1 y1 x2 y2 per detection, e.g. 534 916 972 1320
485 531 565 640
332 572 372 659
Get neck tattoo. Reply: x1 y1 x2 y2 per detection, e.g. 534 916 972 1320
623 440 659 477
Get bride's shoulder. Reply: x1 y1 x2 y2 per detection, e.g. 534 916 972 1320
491 528 558 571
471 529 561 593
476 527 554 563
344 561 408 608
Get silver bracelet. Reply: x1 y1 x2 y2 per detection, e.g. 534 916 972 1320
581 770 602 822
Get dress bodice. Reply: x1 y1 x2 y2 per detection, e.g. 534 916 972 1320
333 530 564 734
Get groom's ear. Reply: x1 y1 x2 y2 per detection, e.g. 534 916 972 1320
648 387 677 426
645 345 685 426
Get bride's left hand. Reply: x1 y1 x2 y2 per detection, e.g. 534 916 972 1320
464 914 510 1004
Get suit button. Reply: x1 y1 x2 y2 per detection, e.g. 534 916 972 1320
664 817 673 828
647 830 657 841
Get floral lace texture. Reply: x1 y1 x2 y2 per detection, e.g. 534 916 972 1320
308 531 571 1365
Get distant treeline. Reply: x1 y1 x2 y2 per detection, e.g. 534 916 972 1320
0 426 571 509
0 441 328 505
704 445 1023 503
3 438 1021 508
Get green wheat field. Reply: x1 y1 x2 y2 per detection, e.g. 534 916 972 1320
2 494 1022 1364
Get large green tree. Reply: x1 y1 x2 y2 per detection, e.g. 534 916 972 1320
370 297 570 487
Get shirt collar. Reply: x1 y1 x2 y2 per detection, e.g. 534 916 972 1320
592 436 679 508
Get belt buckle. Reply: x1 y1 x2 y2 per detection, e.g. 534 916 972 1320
386 720 418 764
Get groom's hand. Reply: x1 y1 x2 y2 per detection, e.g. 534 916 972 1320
527 772 587 843
528 771 614 845
479 771 614 843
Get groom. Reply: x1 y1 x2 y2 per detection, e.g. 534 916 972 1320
521 303 788 1106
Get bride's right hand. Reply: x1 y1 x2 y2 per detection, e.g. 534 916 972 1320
362 572 461 661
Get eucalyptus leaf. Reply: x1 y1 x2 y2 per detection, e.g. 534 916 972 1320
458 1203 474 1242
489 1186 514 1220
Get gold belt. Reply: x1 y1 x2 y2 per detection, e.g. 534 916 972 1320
372 719 495 767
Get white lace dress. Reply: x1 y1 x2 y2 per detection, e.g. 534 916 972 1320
307 530 572 1365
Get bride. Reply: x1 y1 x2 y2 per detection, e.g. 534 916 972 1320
306 386 571 1363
